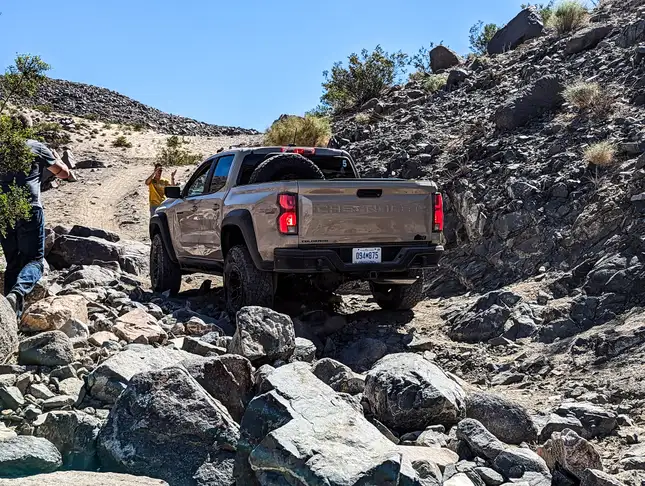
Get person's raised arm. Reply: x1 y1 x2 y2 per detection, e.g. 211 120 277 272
145 171 155 186
171 169 177 186
47 159 70 180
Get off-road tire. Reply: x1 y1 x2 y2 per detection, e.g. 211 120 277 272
224 245 274 317
248 153 325 184
369 272 424 311
150 233 182 296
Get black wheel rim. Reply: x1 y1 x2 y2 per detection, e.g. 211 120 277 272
228 267 244 311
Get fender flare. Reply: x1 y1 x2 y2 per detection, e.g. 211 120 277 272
149 213 179 264
221 209 271 271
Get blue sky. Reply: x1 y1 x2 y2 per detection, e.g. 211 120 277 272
1 0 528 131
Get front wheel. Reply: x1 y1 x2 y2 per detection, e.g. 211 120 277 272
150 233 182 296
224 245 274 317
369 272 424 311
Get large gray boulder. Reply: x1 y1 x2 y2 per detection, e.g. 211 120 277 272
565 25 613 55
494 76 564 131
466 392 538 444
98 366 239 486
68 225 120 242
430 45 462 73
18 331 74 367
86 344 190 404
456 419 506 461
364 353 466 432
487 8 543 55
0 436 62 478
538 429 602 479
35 411 103 470
48 235 120 269
235 362 450 485
228 307 295 364
493 448 550 478
0 471 169 485
181 354 254 422
448 291 521 343
0 295 18 363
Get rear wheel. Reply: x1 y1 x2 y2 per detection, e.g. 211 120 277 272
369 272 424 311
150 233 182 296
224 245 274 317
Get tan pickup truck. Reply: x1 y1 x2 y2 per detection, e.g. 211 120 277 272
149 146 444 315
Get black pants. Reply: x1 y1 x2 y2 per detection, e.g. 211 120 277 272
0 206 45 314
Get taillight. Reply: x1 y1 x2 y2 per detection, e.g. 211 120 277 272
433 193 444 232
278 193 298 235
280 147 316 155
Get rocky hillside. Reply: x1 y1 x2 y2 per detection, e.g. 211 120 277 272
332 0 645 342
23 78 258 137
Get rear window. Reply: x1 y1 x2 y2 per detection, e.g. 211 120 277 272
237 153 357 185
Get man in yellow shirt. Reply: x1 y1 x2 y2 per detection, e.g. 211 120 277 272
146 163 176 217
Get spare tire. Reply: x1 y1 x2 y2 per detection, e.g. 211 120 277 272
248 153 325 184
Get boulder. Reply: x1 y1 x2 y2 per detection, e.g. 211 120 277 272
430 45 462 73
0 471 169 485
445 473 477 486
86 344 190 404
48 235 121 269
580 469 627 486
555 402 617 438
61 266 119 289
538 429 602 479
448 291 521 343
235 362 425 485
18 331 74 367
312 358 365 395
228 307 295 364
0 385 24 410
538 414 586 442
0 436 62 478
290 337 316 363
98 366 239 486
58 377 85 404
113 309 167 345
447 68 470 91
617 19 645 48
456 419 506 461
35 410 103 470
488 8 543 55
493 448 550 478
0 296 18 362
364 353 466 432
68 225 120 242
494 76 564 131
21 295 88 333
182 336 226 357
465 392 538 444
181 354 254 422
339 337 388 372
565 25 613 55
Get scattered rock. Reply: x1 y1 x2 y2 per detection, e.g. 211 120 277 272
493 448 550 478
580 469 627 486
0 436 62 478
565 25 613 55
113 309 167 345
21 295 88 333
0 471 169 485
538 429 602 479
228 306 295 364
555 402 617 438
465 392 538 444
0 385 25 410
0 296 18 362
457 418 506 461
365 353 466 432
494 76 564 130
312 358 365 395
18 331 74 367
338 337 388 372
290 337 316 362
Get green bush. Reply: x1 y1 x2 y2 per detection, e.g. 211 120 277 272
83 113 99 121
469 21 499 54
321 46 408 112
112 135 132 148
264 115 331 147
157 136 202 166
548 0 588 34
33 104 53 114
423 73 449 93
0 54 50 236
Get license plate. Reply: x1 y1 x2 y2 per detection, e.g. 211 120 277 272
352 248 382 264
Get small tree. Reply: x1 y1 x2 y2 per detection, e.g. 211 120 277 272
320 46 408 113
0 55 51 236
157 136 202 166
469 21 499 54
408 43 437 79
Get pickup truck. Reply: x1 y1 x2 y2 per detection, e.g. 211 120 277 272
149 146 444 316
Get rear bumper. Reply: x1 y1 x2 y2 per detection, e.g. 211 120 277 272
273 245 443 274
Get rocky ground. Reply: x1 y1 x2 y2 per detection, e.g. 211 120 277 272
2 0 645 484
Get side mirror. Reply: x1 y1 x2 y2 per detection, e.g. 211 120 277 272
165 186 182 199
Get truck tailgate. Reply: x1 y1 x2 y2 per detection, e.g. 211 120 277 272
297 180 437 245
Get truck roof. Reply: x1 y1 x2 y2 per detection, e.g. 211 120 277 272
213 146 351 159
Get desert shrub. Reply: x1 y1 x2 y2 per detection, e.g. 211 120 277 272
112 135 132 148
354 113 371 125
35 121 71 149
522 1 555 23
563 81 611 114
584 141 615 166
469 21 499 54
157 136 202 166
321 46 407 112
407 43 438 79
131 122 145 132
264 115 331 147
83 113 99 121
33 104 53 114
423 73 449 93
0 54 50 235
548 0 588 34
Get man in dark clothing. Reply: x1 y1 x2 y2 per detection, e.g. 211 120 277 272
0 114 70 317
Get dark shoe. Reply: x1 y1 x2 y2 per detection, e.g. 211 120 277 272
5 292 18 314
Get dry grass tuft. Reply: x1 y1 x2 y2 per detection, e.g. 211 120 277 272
584 141 616 166
548 0 589 34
